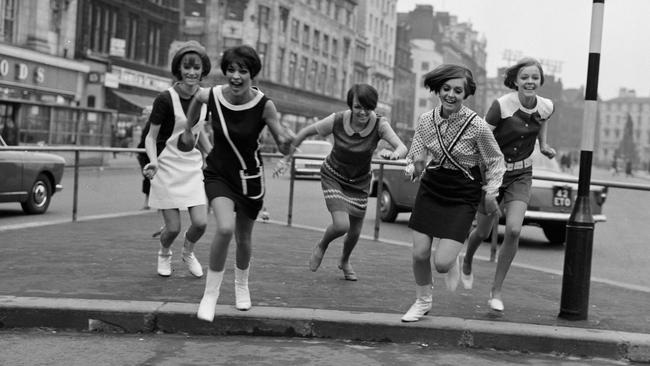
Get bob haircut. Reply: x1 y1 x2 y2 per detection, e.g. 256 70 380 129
171 40 211 80
220 45 262 79
504 57 545 90
423 64 476 98
346 84 379 110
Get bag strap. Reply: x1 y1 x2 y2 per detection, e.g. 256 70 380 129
431 112 477 180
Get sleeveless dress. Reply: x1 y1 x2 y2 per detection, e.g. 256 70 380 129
203 85 268 219
148 87 208 209
320 111 382 218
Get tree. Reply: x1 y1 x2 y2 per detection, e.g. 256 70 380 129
617 113 639 165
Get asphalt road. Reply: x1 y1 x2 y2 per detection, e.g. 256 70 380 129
1 157 649 291
0 329 626 366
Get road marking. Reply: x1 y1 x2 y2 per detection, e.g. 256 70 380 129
261 220 650 294
0 210 153 232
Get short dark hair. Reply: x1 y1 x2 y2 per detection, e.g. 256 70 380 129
346 84 378 110
503 57 545 90
220 45 262 79
423 64 476 98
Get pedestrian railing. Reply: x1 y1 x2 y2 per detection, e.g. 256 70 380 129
3 145 650 257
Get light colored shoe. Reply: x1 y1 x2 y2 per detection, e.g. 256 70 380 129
444 255 460 292
235 266 252 311
401 285 433 322
197 270 224 322
309 244 325 272
488 291 504 312
182 250 204 278
338 263 358 281
461 271 474 290
157 250 172 277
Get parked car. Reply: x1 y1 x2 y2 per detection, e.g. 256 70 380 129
370 147 608 244
0 136 65 214
293 140 332 178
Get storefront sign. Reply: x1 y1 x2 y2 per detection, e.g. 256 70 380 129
0 56 75 91
106 66 170 91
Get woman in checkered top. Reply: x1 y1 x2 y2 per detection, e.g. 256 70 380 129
401 64 505 322
462 58 556 313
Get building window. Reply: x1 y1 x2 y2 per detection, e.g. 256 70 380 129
88 2 118 54
290 19 299 42
309 60 318 90
276 47 285 83
146 21 161 65
223 37 242 49
127 14 139 60
2 0 17 42
322 34 329 56
329 67 337 95
331 38 338 60
299 56 308 88
343 38 350 59
279 7 290 33
288 52 297 86
302 24 310 49
313 30 320 52
225 0 245 21
318 64 327 92
257 42 268 78
258 5 270 28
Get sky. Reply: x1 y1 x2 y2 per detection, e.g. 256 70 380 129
396 0 650 100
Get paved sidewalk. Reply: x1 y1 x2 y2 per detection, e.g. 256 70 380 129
0 212 649 362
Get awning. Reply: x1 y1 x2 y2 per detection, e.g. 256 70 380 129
106 89 156 113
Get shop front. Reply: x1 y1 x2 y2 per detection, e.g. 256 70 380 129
0 45 115 149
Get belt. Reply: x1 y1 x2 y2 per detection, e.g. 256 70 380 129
505 156 533 171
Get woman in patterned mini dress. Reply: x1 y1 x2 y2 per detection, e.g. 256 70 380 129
291 84 407 281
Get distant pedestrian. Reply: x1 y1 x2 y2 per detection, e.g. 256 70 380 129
181 45 293 321
142 40 213 279
611 157 619 176
462 57 556 313
625 159 633 177
289 84 407 281
401 64 505 322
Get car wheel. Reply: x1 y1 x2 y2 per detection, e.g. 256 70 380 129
379 186 398 222
20 173 52 214
542 222 567 244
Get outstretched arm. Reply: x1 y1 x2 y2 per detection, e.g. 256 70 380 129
377 118 408 160
263 100 293 155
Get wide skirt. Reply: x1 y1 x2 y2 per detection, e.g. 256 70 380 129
408 166 482 242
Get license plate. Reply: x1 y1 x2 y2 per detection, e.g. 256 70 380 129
552 186 572 207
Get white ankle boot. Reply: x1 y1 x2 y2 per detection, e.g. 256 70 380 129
401 284 433 322
234 265 251 311
197 269 223 322
182 232 203 278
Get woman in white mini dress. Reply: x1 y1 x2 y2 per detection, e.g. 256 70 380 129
143 41 213 278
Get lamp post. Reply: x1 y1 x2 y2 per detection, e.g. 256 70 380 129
559 0 605 321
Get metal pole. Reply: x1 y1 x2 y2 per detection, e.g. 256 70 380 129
287 156 296 226
72 150 80 222
559 0 604 320
373 163 385 241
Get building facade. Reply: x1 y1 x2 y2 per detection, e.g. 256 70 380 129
597 89 650 168
392 17 415 142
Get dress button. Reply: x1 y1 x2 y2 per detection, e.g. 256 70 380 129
514 147 517 151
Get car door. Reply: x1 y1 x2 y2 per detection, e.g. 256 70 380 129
0 143 25 201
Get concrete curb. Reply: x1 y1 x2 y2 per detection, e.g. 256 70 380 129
1 296 648 362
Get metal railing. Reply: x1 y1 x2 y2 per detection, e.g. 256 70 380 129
3 145 650 259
